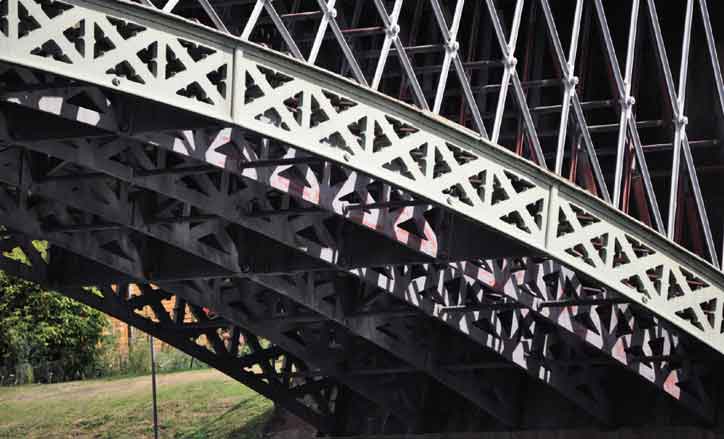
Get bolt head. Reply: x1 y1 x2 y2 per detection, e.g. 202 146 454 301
112 77 121 86
328 7 337 18
343 153 351 162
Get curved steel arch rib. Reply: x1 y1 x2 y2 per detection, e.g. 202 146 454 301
1 0 722 356
0 79 715 421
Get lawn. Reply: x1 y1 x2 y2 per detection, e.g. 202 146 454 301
0 369 274 438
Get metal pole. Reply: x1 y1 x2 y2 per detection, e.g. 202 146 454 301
150 335 159 439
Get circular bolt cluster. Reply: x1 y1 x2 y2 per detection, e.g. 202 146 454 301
446 40 460 54
387 24 400 38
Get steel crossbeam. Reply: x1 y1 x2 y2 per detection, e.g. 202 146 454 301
0 176 528 426
0 82 715 421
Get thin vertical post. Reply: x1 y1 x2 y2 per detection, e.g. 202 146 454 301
666 0 693 240
553 0 583 175
593 0 664 233
646 0 717 265
150 335 159 439
539 0 609 202
489 0 525 145
612 0 640 208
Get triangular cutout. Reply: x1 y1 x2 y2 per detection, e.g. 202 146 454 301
137 41 158 76
198 233 228 254
277 166 310 188
93 23 114 58
382 157 413 180
107 17 145 40
572 311 600 335
106 60 144 84
67 90 105 113
177 81 213 104
100 240 131 261
31 40 72 64
62 20 84 57
396 217 426 240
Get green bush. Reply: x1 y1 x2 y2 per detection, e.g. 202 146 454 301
0 272 113 384
0 241 212 384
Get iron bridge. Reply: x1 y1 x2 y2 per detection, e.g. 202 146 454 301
1 0 724 435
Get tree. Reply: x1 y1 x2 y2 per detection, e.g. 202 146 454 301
0 270 111 384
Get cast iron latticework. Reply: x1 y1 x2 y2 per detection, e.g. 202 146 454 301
1 0 724 435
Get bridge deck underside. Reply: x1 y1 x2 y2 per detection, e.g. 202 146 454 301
1 0 724 435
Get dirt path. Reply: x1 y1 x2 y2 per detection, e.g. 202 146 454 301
0 369 228 402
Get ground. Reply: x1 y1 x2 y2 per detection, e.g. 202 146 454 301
0 369 288 438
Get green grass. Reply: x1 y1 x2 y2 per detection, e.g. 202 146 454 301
0 369 273 438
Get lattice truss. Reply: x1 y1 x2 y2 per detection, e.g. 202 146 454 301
0 0 724 430
0 237 349 432
0 229 503 435
0 68 719 425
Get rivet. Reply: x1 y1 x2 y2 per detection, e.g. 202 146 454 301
112 77 121 86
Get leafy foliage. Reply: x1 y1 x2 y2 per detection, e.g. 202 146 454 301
0 271 112 384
